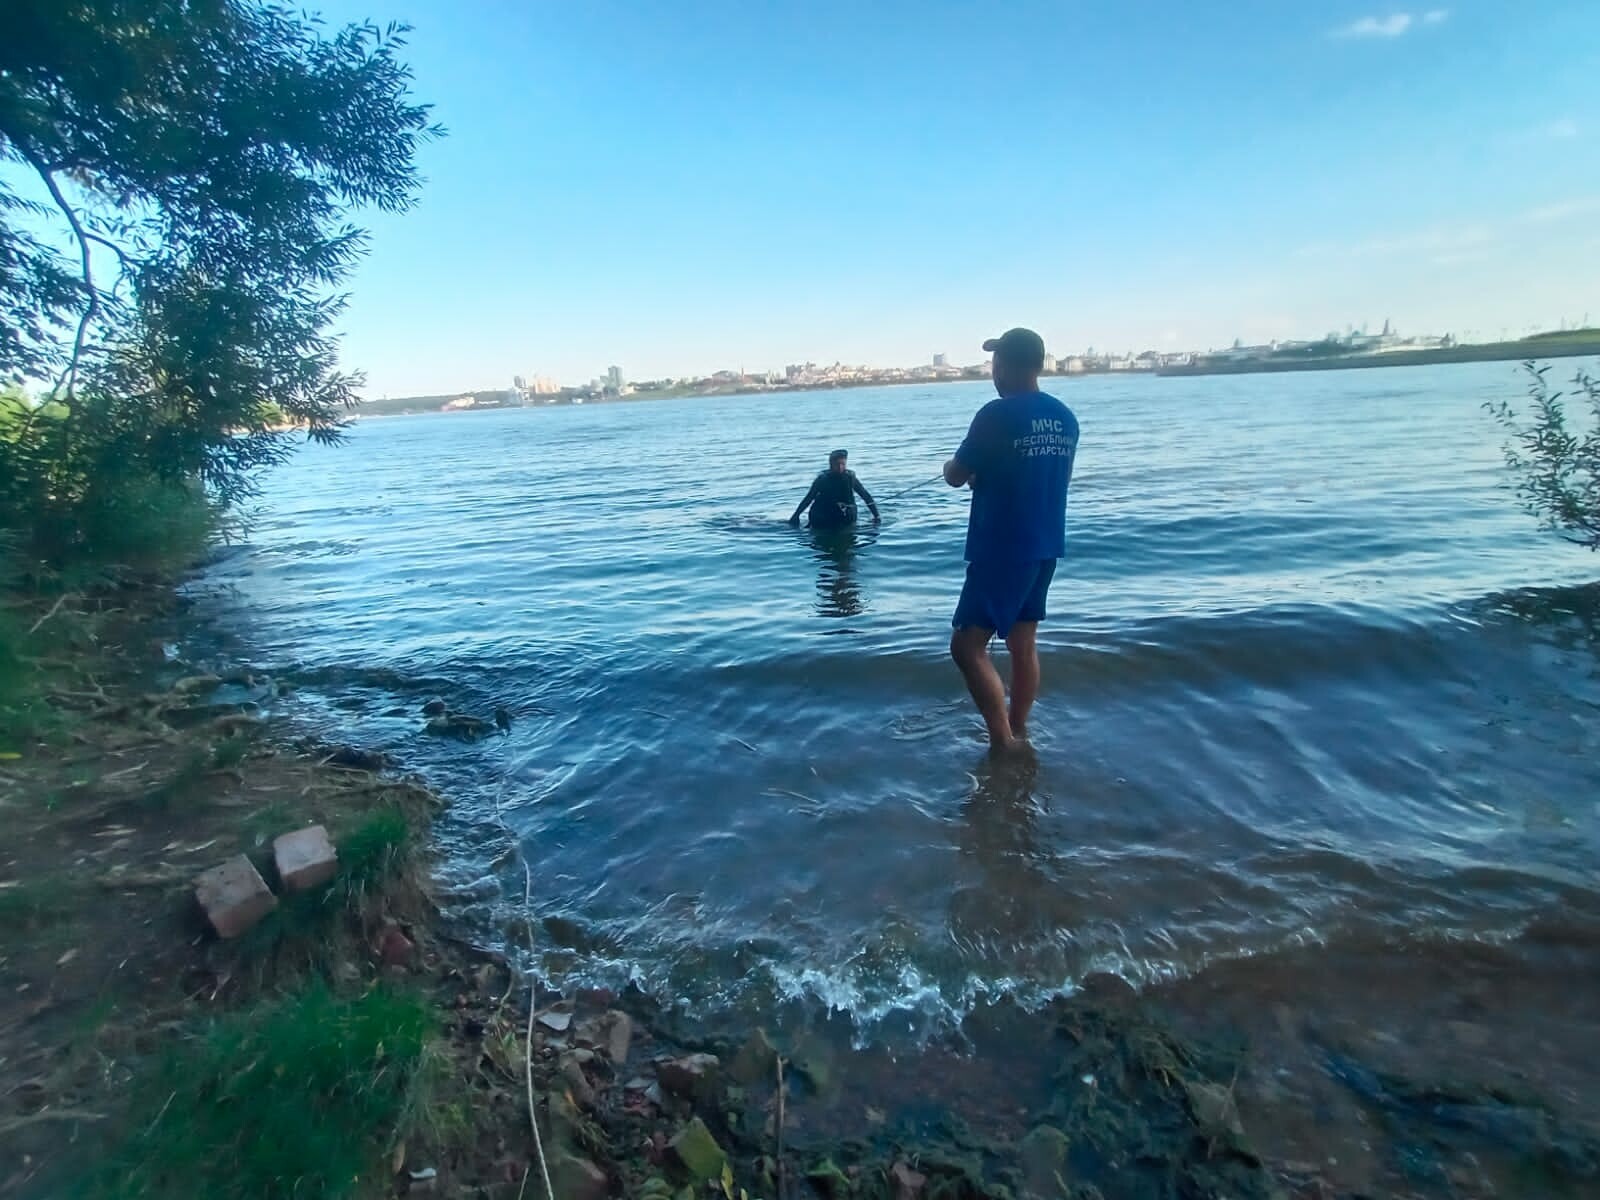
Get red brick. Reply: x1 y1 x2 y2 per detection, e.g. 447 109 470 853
273 824 338 891
194 855 277 938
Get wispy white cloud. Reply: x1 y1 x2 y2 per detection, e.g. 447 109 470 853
1502 117 1582 147
1298 197 1598 261
1431 250 1490 267
1332 10 1448 39
1337 13 1412 38
1296 222 1493 258
1520 196 1600 224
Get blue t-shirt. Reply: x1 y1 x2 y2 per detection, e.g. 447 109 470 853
954 391 1078 563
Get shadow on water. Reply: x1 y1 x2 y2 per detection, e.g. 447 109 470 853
1485 580 1600 648
802 523 879 618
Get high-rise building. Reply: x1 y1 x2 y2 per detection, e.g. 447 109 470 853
606 365 625 392
933 353 947 368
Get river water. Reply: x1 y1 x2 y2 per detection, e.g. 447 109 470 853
205 363 1600 1039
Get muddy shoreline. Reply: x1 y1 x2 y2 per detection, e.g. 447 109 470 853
4 585 1599 1199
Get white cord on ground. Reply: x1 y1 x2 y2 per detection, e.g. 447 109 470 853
493 731 556 1200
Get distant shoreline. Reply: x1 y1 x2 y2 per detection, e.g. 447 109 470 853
356 335 1600 417
1156 334 1600 377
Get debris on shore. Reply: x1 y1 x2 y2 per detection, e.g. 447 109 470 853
6 588 1600 1200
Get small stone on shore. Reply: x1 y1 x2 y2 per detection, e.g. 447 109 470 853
574 1010 632 1064
1019 1124 1070 1187
537 1009 574 1034
550 1153 608 1200
729 1028 778 1085
790 1046 833 1094
562 1056 598 1109
889 1160 927 1200
425 713 496 741
657 1052 719 1100
669 1117 726 1181
1184 1080 1244 1136
807 1158 850 1197
379 923 415 968
173 673 223 695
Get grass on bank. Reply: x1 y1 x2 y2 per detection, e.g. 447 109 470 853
78 983 440 1200
60 799 448 1200
0 593 65 748
0 482 219 753
0 393 470 1200
0 874 85 929
228 802 418 973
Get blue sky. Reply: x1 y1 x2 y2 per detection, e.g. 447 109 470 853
306 0 1599 396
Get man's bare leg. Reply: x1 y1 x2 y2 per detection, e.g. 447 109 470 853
950 626 1019 753
1005 621 1040 741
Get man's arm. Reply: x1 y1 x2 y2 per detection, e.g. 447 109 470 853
946 407 990 487
788 479 819 525
852 474 881 521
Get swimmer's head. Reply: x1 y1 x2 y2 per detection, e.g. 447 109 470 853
829 449 848 473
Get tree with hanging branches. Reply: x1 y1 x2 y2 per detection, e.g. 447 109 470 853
0 0 440 567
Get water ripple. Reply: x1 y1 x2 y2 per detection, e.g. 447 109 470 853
203 364 1600 1039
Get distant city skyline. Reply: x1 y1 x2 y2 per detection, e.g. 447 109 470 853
298 0 1598 397
431 314 1591 399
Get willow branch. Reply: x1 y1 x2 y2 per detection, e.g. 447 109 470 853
17 146 100 400
81 229 133 271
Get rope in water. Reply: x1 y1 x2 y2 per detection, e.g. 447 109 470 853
492 731 556 1200
878 470 946 503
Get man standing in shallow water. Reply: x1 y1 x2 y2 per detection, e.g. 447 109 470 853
944 328 1079 753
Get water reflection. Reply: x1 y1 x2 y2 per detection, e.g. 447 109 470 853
950 752 1078 964
806 524 877 618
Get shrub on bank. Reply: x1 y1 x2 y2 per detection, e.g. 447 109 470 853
0 388 218 578
1489 362 1600 552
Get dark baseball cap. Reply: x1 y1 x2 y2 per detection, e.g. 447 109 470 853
982 327 1047 369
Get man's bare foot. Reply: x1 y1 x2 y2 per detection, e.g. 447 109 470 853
988 734 1027 757
1009 720 1029 743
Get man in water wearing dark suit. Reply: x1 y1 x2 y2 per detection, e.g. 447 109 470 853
789 449 881 529
943 329 1079 753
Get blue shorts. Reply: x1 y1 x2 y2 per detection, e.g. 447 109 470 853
952 559 1057 638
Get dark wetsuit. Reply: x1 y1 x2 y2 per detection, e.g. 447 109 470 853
797 470 878 529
